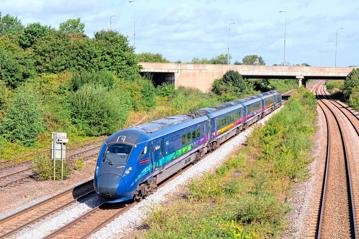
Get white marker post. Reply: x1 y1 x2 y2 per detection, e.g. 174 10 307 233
51 132 68 180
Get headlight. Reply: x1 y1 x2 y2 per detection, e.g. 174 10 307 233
124 167 132 175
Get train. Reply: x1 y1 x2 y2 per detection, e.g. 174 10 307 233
94 90 282 203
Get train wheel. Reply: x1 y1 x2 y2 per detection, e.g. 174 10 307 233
212 141 218 151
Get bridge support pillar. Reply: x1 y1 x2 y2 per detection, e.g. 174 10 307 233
296 76 304 87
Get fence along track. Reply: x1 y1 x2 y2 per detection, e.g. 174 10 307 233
0 180 94 238
315 84 357 238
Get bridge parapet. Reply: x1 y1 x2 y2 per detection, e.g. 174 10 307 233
140 62 354 92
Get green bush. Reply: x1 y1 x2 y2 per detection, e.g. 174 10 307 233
349 86 359 110
269 79 298 93
69 84 130 136
117 78 156 111
33 154 70 180
156 83 175 97
70 70 115 91
1 86 44 146
343 68 359 99
212 71 254 100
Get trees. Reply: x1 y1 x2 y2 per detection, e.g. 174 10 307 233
0 37 35 87
94 30 139 80
59 18 85 35
0 86 44 146
191 54 230 64
19 23 51 48
32 33 71 73
212 71 253 100
0 13 23 36
343 68 359 99
137 52 169 63
242 55 265 65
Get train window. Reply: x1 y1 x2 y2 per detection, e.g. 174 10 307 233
141 145 147 155
197 128 200 138
182 135 186 145
192 131 196 139
187 132 191 141
104 144 132 166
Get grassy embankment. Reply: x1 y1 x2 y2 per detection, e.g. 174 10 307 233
138 88 316 239
269 79 298 93
326 80 344 94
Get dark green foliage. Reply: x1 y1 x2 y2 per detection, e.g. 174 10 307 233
32 33 71 73
19 23 51 48
69 84 130 136
156 83 175 97
349 86 359 110
253 78 273 92
94 30 139 80
70 70 115 91
343 68 359 99
0 81 8 110
0 13 24 36
141 80 156 110
241 55 265 65
67 37 98 71
59 18 85 35
212 70 253 100
1 86 44 146
0 37 35 87
137 52 169 63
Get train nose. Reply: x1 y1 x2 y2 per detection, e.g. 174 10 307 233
96 173 121 199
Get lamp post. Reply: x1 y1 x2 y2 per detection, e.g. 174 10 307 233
334 27 344 67
279 10 287 65
109 15 115 30
227 21 236 65
129 0 136 48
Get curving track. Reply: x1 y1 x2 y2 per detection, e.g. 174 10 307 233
310 81 359 238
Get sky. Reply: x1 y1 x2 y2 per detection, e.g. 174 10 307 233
1 0 358 66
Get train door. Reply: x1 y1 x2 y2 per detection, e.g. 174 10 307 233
151 138 163 170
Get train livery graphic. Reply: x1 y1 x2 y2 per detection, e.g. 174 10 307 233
94 90 282 202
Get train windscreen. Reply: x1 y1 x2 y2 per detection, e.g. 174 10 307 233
104 144 132 166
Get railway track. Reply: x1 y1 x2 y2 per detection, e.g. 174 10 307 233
313 81 359 238
45 203 129 239
0 144 101 189
0 180 94 238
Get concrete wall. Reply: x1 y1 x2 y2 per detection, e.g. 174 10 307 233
140 62 354 92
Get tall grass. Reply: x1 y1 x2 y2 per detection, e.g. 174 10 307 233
139 88 317 239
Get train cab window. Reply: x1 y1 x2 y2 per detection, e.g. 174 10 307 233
182 135 186 145
192 131 196 139
141 145 147 155
104 144 132 166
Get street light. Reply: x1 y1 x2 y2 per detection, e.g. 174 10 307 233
227 21 236 65
109 15 116 30
334 27 344 67
129 0 136 48
279 10 287 65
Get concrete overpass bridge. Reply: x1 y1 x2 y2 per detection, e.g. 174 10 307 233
140 62 354 92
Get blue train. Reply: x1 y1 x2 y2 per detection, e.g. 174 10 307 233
94 90 282 202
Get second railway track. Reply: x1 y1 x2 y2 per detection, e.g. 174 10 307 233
314 81 359 238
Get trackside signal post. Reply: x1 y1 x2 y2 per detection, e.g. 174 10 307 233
51 132 68 180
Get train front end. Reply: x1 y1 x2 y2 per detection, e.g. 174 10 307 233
94 129 149 203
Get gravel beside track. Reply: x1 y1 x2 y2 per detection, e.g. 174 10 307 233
0 180 94 238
